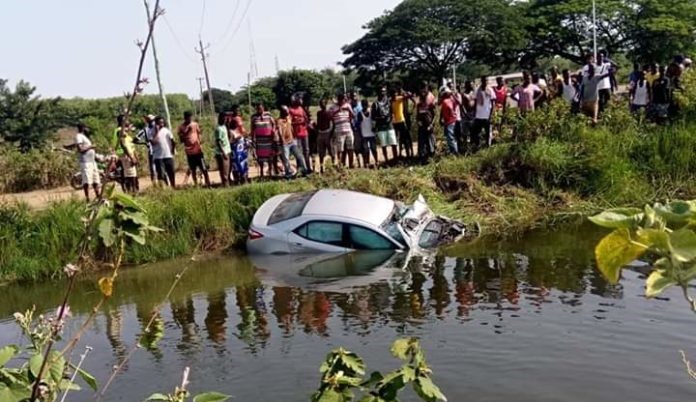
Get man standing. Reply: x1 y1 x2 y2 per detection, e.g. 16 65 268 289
74 123 100 201
315 98 334 173
439 88 459 155
330 94 355 168
151 116 176 187
596 51 617 113
651 66 672 125
277 106 309 177
214 112 232 186
117 117 139 193
178 111 210 187
391 86 413 158
350 91 364 167
372 87 397 162
289 96 312 172
511 72 542 114
136 114 157 182
416 89 436 163
471 76 497 152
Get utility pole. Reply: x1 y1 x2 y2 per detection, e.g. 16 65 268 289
274 54 280 74
195 38 216 116
196 77 205 116
592 0 598 61
247 72 252 111
144 0 171 129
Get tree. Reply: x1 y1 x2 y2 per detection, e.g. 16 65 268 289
342 0 526 83
0 79 66 151
626 0 696 63
203 88 235 113
521 0 696 67
231 77 278 111
272 69 334 106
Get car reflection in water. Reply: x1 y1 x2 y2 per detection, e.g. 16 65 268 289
250 250 414 293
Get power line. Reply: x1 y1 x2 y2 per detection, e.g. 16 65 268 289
220 0 253 53
214 0 242 45
162 15 198 64
198 0 207 37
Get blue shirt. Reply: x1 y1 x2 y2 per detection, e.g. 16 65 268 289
351 102 363 130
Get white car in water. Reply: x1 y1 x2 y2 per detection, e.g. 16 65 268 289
246 189 475 255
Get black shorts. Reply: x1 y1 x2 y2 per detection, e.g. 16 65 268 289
186 153 207 172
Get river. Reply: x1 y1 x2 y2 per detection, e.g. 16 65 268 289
1 226 694 401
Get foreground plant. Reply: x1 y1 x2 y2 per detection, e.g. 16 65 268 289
312 337 447 402
590 200 696 308
145 367 230 402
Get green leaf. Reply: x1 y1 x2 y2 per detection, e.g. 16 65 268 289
192 392 231 402
669 229 696 262
145 393 170 401
594 229 648 284
48 351 66 385
0 382 31 402
413 376 447 402
654 201 696 223
123 230 146 245
119 210 149 226
635 228 670 251
336 375 363 387
29 353 43 378
98 218 116 247
71 364 98 391
645 269 677 298
390 338 411 360
402 366 417 382
111 192 143 211
361 371 384 388
377 371 405 400
315 389 343 402
59 378 81 391
98 276 114 297
0 345 20 367
340 353 365 376
589 208 644 229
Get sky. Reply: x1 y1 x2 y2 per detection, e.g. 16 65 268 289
2 0 401 99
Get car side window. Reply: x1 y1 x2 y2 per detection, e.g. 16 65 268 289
295 221 344 246
348 225 396 250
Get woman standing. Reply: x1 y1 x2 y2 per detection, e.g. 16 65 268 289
250 103 276 178
630 71 650 116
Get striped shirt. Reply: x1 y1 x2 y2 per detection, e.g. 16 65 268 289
331 103 353 134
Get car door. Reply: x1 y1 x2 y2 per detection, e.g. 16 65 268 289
288 220 349 253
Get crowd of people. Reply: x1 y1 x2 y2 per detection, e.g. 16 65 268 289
71 51 691 201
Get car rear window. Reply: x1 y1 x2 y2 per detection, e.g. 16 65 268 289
268 191 317 225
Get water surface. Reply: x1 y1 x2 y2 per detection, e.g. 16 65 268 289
1 226 694 401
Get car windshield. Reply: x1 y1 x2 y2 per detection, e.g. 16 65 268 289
418 219 444 249
380 205 408 248
268 191 317 225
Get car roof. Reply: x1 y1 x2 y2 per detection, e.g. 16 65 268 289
302 189 395 227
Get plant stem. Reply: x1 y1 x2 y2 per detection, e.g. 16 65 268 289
96 264 189 400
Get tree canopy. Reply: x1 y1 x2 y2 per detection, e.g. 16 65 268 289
0 80 65 151
342 0 526 82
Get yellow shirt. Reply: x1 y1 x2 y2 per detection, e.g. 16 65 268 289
391 96 405 124
645 72 658 86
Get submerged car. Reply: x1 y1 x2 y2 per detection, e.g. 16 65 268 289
246 189 476 255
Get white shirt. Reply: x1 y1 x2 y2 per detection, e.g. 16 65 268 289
474 87 496 120
75 133 95 165
360 113 375 137
632 82 649 106
152 127 174 159
562 82 576 104
597 62 612 90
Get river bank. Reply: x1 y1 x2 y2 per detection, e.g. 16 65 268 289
3 100 696 283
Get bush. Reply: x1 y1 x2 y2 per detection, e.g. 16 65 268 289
0 147 75 193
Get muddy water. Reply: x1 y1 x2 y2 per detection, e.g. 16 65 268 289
0 226 694 401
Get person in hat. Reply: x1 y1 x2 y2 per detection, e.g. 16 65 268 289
74 123 101 201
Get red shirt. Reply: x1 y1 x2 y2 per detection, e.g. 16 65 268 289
494 86 508 108
177 122 202 155
288 106 308 138
440 98 457 126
